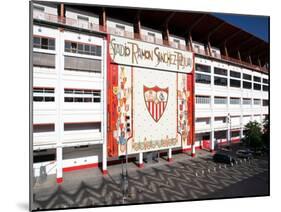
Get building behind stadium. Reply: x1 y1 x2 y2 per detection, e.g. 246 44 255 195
31 2 269 183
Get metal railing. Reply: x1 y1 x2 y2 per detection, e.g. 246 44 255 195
33 11 268 73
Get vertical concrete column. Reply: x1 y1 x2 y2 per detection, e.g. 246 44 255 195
227 114 231 144
56 28 64 184
167 148 173 162
138 152 144 168
56 147 63 183
102 37 108 175
210 116 215 152
191 144 196 157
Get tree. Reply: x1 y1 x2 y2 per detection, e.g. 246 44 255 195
244 121 263 149
262 115 269 147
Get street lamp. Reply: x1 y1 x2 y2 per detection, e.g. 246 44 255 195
227 113 232 145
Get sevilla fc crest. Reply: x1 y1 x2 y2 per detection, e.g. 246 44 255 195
144 85 169 122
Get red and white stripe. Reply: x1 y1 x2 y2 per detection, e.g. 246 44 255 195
147 101 167 122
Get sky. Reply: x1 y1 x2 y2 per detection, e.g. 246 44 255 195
213 13 269 42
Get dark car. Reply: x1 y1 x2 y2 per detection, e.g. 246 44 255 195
213 152 236 165
236 149 253 159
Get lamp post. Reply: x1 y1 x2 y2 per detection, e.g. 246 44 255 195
227 113 232 145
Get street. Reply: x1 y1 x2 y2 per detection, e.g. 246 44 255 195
33 150 269 210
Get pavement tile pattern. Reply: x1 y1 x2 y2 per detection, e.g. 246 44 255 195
33 157 268 210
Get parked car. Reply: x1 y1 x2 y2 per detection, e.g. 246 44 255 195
213 152 236 165
236 149 253 159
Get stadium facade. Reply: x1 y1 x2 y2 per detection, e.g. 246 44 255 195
31 2 269 183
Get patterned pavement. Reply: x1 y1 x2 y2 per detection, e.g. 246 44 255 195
33 157 269 210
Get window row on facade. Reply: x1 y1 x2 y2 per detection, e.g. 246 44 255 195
33 36 102 56
33 87 101 103
195 95 268 106
33 122 101 133
195 63 269 91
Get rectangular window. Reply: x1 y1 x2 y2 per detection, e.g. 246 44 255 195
195 95 210 104
243 73 252 81
215 117 227 123
195 64 211 73
64 122 101 131
254 99 261 105
33 36 55 50
64 89 101 103
243 98 251 105
33 87 55 102
231 131 240 137
214 67 227 76
33 123 55 133
147 32 156 43
214 97 227 104
230 71 241 78
65 40 102 56
230 79 241 88
254 76 261 82
64 56 101 73
230 97 240 105
263 78 269 84
243 81 252 89
173 39 180 48
263 85 269 91
195 73 211 84
254 83 261 90
33 52 56 68
214 76 227 86
263 99 269 106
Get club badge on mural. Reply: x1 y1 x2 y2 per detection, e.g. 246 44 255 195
143 86 169 122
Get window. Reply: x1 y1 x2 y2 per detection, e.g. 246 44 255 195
230 97 240 105
33 123 55 133
230 79 241 88
64 89 101 103
196 117 210 125
173 39 180 48
243 81 252 89
214 76 227 86
215 117 227 123
230 71 241 78
263 78 269 84
243 73 252 81
115 24 126 36
194 45 200 53
231 131 240 137
65 41 101 56
195 95 210 104
34 5 45 12
263 99 269 106
243 98 251 105
254 99 261 105
64 56 101 72
214 97 227 104
254 76 261 82
33 52 56 68
211 50 217 57
64 122 101 131
33 87 55 102
214 67 227 76
33 36 55 50
263 85 269 91
147 32 156 43
195 73 211 84
254 83 261 90
78 15 89 22
195 64 211 73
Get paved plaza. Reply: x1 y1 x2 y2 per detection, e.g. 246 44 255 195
32 148 269 210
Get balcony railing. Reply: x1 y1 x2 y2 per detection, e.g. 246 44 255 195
33 11 268 73
33 11 106 33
